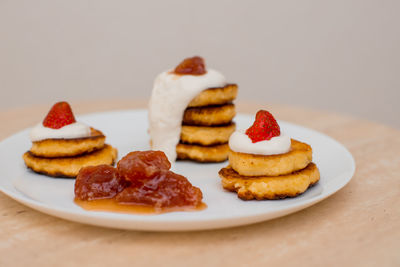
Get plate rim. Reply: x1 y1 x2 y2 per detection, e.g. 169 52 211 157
0 109 356 231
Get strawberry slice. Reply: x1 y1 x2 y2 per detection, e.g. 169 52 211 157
245 110 280 143
42 101 76 129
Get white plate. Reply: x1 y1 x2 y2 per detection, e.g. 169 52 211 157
0 110 355 231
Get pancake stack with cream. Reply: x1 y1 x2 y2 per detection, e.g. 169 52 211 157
149 56 238 163
23 102 117 177
219 110 320 199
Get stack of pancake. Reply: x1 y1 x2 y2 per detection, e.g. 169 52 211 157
219 139 320 199
23 128 117 178
176 84 238 162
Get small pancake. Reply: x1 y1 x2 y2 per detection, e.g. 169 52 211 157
180 123 236 146
219 163 320 200
187 84 238 107
182 104 236 126
30 128 105 158
229 139 312 177
23 144 118 178
176 143 229 163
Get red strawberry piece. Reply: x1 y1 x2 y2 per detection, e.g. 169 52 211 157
245 110 280 143
42 101 76 129
174 56 206 75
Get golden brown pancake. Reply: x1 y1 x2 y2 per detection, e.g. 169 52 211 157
30 128 105 158
180 123 236 146
23 144 118 178
219 163 320 200
176 143 229 162
182 104 236 126
229 139 312 177
187 84 238 107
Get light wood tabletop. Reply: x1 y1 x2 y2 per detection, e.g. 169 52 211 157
0 100 399 267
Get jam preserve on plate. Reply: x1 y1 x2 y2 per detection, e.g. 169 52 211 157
74 151 205 214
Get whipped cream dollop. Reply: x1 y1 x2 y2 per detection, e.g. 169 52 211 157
149 69 226 162
229 130 291 155
30 122 91 142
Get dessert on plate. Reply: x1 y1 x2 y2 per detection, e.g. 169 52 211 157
74 150 204 213
148 56 238 163
23 101 117 177
219 110 320 200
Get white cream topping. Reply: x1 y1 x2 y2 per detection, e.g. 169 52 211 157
30 122 91 142
149 69 226 162
229 130 291 155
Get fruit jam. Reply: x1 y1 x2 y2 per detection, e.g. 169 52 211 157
173 56 206 75
74 151 205 214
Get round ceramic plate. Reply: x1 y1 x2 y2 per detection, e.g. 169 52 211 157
0 110 355 231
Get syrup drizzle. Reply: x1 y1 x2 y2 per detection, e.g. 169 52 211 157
75 198 207 215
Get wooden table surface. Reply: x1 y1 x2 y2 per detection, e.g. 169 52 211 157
0 100 399 267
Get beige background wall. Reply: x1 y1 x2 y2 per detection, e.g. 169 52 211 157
1 0 399 128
